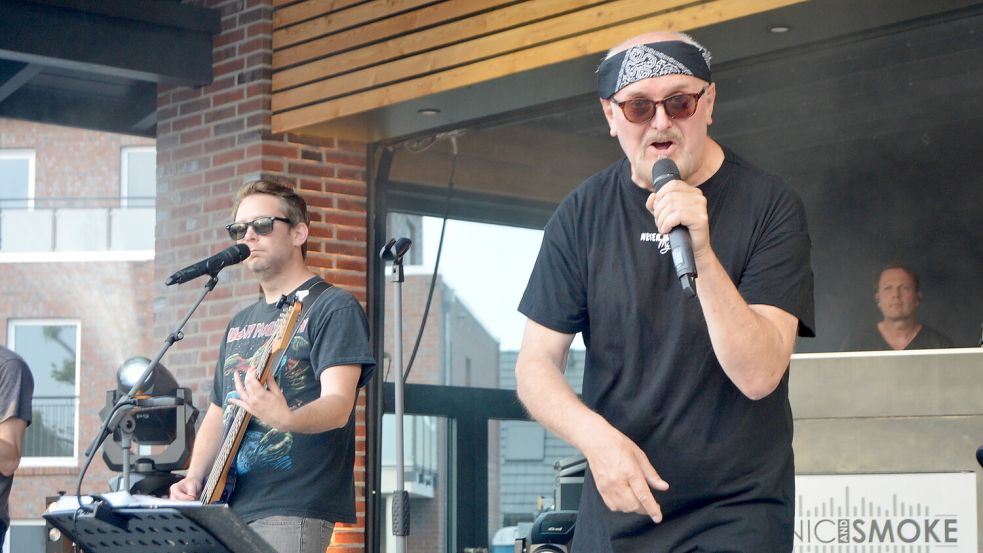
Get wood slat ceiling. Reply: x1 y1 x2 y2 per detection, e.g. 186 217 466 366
270 0 806 137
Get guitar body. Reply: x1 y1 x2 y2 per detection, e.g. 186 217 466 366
199 295 303 504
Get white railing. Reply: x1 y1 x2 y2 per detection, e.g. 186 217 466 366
0 197 155 255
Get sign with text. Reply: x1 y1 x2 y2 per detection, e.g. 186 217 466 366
795 472 977 552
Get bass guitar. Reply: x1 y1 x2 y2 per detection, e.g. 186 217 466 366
199 293 303 504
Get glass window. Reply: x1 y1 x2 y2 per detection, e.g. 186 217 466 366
0 149 35 210
8 320 79 465
377 113 610 550
380 413 446 553
120 146 156 208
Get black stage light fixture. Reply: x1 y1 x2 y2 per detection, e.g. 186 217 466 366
100 357 199 494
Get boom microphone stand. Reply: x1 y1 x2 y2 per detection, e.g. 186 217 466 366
380 237 412 553
77 272 222 506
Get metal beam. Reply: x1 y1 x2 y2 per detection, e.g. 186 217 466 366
0 84 155 137
0 61 42 103
0 0 221 86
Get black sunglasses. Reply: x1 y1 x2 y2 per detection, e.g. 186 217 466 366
613 87 708 124
226 216 291 240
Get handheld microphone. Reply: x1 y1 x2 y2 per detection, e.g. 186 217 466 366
165 243 250 286
651 158 697 297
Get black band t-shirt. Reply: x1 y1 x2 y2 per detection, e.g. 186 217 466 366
519 150 815 552
211 277 375 523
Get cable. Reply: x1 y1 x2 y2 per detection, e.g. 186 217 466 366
401 135 459 382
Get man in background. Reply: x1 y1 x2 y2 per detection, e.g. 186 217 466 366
843 263 953 351
0 345 33 549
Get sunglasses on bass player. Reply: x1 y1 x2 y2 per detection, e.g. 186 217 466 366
612 87 708 124
225 216 292 240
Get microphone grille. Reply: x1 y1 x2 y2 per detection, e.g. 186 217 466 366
651 158 680 191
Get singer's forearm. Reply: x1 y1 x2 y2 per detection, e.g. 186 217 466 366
515 320 608 454
695 248 798 400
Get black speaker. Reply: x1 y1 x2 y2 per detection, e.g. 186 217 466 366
526 510 576 553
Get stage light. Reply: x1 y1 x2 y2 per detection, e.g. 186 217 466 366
100 357 199 495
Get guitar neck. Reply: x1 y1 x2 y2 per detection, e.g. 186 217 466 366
199 405 251 503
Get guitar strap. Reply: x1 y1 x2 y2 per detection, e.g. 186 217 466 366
272 279 333 380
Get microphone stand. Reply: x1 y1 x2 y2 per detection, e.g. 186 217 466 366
380 238 412 553
77 274 221 505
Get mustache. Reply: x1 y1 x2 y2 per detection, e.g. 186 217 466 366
645 131 683 144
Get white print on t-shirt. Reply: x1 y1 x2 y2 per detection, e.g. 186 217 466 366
639 232 671 254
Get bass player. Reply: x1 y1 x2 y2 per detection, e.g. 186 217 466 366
170 179 375 553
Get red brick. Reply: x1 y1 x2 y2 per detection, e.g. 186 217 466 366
204 105 237 124
288 161 332 177
180 126 212 144
245 20 273 38
173 113 203 132
261 158 283 172
238 37 268 55
213 28 245 48
214 57 246 77
237 97 269 115
172 86 203 104
235 159 262 175
323 212 365 228
174 143 204 161
213 148 246 166
179 96 212 116
203 76 236 95
204 135 237 154
262 143 300 159
212 88 245 106
337 168 365 181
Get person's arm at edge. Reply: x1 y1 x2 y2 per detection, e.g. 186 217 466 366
169 403 224 500
515 319 668 522
0 417 28 477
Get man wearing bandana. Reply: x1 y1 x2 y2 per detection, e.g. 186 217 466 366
516 32 815 551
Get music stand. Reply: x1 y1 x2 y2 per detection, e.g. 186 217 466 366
44 503 275 553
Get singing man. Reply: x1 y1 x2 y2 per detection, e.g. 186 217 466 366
515 31 815 552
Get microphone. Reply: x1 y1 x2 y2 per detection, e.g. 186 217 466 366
165 243 250 286
380 237 412 262
651 158 697 297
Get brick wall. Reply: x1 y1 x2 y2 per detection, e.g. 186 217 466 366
154 1 370 550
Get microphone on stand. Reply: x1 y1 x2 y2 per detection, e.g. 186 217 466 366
165 244 250 286
651 158 697 297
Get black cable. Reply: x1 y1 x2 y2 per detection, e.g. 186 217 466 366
401 137 459 381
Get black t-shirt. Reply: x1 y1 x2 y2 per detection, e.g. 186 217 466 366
519 151 815 552
210 277 376 523
0 346 33 527
842 323 955 351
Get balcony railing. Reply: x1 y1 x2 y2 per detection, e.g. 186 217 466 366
0 196 155 253
24 395 76 458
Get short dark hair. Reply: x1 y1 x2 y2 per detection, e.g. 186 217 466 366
233 179 310 257
877 262 920 292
